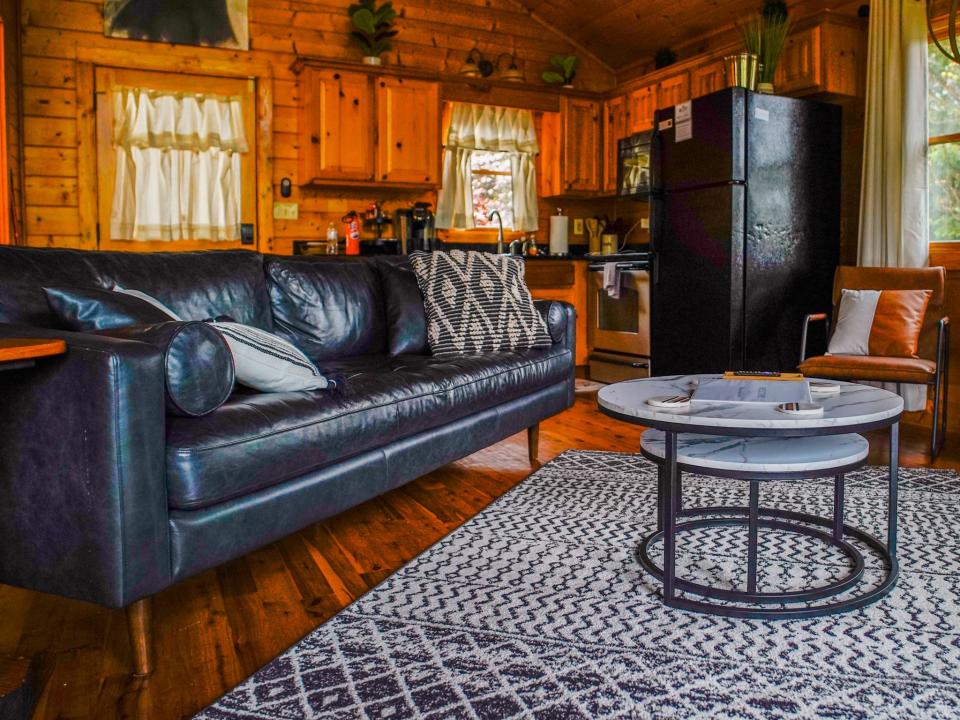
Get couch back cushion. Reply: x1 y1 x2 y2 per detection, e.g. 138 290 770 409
376 257 428 355
0 246 272 330
265 256 387 361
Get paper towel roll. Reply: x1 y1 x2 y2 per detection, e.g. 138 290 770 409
549 214 569 255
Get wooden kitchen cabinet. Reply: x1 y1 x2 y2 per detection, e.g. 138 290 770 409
627 82 656 133
562 97 602 193
691 59 726 98
526 260 589 366
299 67 375 183
376 76 440 184
603 94 628 193
773 18 863 97
657 72 690 109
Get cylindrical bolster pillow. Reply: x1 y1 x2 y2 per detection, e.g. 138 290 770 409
94 321 235 417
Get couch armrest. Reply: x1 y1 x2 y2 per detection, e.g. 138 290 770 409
0 323 171 608
534 299 576 350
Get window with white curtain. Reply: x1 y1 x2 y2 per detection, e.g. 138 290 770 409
436 103 539 232
110 87 248 242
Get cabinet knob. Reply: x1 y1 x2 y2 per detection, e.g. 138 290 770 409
334 73 341 80
395 141 402 149
382 173 388 179
311 135 319 144
380 81 386 88
339 91 345 98
353 98 359 106
425 176 430 182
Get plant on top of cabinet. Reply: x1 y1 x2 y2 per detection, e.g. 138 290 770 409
654 48 677 69
542 55 579 88
349 0 398 66
739 0 791 93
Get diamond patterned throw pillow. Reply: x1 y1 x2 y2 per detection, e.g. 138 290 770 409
409 250 552 356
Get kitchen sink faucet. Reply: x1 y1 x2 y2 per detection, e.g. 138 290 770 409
488 211 505 254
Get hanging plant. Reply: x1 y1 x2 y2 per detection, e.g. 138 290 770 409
541 55 579 87
348 0 398 65
654 48 677 69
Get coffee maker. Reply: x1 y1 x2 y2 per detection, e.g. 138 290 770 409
395 202 439 254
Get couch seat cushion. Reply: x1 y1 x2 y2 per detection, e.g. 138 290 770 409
800 354 936 383
165 345 572 509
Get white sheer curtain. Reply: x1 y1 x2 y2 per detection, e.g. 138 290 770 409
436 102 539 231
858 0 928 268
110 87 248 242
858 0 929 411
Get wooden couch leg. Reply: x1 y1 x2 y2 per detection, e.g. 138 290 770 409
126 598 153 677
528 424 540 466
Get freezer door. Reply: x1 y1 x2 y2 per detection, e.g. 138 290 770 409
652 88 746 192
651 184 746 376
743 93 841 371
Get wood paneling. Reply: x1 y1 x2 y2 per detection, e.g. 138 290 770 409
17 0 614 253
0 396 954 719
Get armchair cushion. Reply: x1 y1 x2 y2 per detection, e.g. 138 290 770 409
94 321 235 417
800 354 936 384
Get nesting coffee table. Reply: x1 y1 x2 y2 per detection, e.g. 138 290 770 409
598 375 904 619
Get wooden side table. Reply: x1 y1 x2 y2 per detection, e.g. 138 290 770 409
0 339 65 720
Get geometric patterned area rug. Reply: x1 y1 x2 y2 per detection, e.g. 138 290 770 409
195 451 960 719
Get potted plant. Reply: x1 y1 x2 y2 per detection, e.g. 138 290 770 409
542 55 579 88
740 0 791 93
349 0 398 66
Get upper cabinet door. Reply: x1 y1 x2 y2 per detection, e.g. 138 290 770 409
774 26 821 95
628 83 656 133
562 97 601 193
658 72 690 109
376 76 440 185
691 60 725 98
299 68 374 182
603 95 628 193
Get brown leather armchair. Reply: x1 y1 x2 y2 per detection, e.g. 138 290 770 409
799 266 950 457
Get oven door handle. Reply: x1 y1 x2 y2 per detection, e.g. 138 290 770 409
587 262 649 272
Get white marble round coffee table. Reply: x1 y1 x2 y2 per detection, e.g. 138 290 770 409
598 375 904 619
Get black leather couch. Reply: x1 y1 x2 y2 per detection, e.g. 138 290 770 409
0 246 575 674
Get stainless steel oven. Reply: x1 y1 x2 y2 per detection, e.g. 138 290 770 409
587 258 651 383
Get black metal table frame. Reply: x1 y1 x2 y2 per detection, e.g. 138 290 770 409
599 405 902 619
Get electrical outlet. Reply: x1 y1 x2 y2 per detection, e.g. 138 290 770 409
273 202 299 220
573 218 584 235
640 217 650 229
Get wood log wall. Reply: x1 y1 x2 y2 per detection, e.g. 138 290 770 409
14 0 615 253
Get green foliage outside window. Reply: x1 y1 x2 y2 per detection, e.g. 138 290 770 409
928 44 960 242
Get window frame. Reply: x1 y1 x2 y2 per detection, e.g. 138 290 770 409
927 26 960 267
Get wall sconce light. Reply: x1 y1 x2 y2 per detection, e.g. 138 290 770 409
497 53 524 83
459 48 496 78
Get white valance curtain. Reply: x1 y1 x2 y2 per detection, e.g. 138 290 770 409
110 87 248 242
858 0 928 269
436 103 540 231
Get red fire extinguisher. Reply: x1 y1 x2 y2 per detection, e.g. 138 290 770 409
342 211 361 256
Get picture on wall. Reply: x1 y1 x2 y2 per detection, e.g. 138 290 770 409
104 0 250 50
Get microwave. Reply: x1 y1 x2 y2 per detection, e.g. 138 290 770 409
617 131 652 198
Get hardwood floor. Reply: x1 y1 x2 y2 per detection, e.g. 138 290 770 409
1 395 957 719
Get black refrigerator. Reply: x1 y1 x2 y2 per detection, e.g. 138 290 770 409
649 87 841 375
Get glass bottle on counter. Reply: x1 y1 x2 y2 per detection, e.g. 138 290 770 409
325 222 339 255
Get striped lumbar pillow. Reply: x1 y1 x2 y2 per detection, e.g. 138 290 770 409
209 321 329 393
408 249 551 357
827 288 932 358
